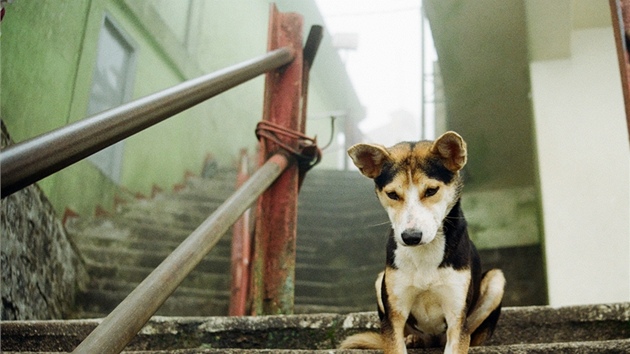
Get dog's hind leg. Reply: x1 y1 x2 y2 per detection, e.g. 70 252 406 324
467 269 505 346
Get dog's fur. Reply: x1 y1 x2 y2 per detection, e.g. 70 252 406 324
340 132 505 354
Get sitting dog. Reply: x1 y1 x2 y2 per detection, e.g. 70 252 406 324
340 131 505 354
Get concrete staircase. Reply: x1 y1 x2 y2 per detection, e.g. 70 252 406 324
2 303 629 352
65 170 236 318
65 168 388 318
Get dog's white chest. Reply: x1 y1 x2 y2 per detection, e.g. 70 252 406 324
390 242 470 336
408 268 468 335
408 290 448 335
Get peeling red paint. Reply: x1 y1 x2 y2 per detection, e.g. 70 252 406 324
250 5 304 316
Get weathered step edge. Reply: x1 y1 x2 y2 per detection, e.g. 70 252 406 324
128 340 630 353
1 303 628 353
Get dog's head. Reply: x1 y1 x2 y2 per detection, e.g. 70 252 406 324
348 131 467 247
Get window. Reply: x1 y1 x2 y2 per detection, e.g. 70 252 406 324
86 15 136 183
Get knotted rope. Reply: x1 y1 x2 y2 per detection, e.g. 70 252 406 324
255 121 322 178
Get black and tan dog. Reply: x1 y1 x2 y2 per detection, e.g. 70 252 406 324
340 132 505 354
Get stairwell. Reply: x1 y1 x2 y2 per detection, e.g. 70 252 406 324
65 170 237 318
64 168 389 318
2 168 629 352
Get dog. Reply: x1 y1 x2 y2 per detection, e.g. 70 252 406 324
339 131 505 354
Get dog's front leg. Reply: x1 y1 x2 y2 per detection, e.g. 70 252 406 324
381 309 409 354
379 269 411 354
442 277 471 354
443 310 470 354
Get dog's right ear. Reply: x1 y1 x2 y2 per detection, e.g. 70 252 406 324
347 144 390 179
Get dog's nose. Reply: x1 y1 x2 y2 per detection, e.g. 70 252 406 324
401 230 422 246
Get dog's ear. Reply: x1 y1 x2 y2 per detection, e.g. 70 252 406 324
431 131 467 172
347 143 391 179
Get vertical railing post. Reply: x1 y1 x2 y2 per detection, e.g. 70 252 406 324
610 0 630 142
229 149 252 316
250 4 304 315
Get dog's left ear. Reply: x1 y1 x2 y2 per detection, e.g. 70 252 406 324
347 143 391 179
431 131 467 172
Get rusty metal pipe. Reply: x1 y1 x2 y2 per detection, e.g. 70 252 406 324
0 47 294 198
72 152 293 354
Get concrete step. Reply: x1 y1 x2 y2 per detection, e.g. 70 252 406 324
74 263 376 317
68 217 232 246
117 197 225 226
2 303 628 353
77 244 231 271
63 167 391 318
74 287 230 318
300 169 371 187
83 262 230 290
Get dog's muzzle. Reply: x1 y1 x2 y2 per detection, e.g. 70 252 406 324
401 229 423 246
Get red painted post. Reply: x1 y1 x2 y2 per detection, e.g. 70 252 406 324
250 4 304 315
229 149 252 316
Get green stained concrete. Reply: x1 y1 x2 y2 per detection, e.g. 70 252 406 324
1 0 91 141
2 0 348 216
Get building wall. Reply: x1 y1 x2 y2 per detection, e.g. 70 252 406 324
530 27 630 306
1 0 356 216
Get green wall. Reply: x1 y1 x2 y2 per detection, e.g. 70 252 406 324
1 0 357 216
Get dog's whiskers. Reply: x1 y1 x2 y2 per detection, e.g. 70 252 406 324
368 220 391 228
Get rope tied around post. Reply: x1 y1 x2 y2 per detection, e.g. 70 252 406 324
255 120 321 177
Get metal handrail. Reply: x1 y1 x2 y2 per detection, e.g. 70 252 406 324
72 153 294 354
0 47 294 198
2 6 317 353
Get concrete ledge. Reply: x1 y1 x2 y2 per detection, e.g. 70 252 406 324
130 340 630 353
1 303 628 352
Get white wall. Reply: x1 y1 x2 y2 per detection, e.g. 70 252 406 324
530 27 630 306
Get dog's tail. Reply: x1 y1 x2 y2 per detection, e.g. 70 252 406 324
339 331 383 349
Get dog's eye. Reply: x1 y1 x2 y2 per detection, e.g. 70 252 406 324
386 191 400 201
424 187 439 198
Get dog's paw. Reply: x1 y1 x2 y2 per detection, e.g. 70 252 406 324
405 334 427 348
405 333 446 348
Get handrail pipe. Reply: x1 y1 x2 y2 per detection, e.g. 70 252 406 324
1 47 294 198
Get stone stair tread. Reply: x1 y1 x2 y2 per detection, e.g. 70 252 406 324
295 267 379 284
2 304 628 352
118 197 226 217
84 278 230 297
167 189 235 203
75 289 230 317
81 278 358 297
122 340 630 353
4 341 630 354
80 264 372 307
83 261 231 289
115 212 224 233
293 304 370 315
121 340 630 353
77 244 231 269
68 217 233 244
295 295 374 308
73 230 232 256
297 211 387 225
